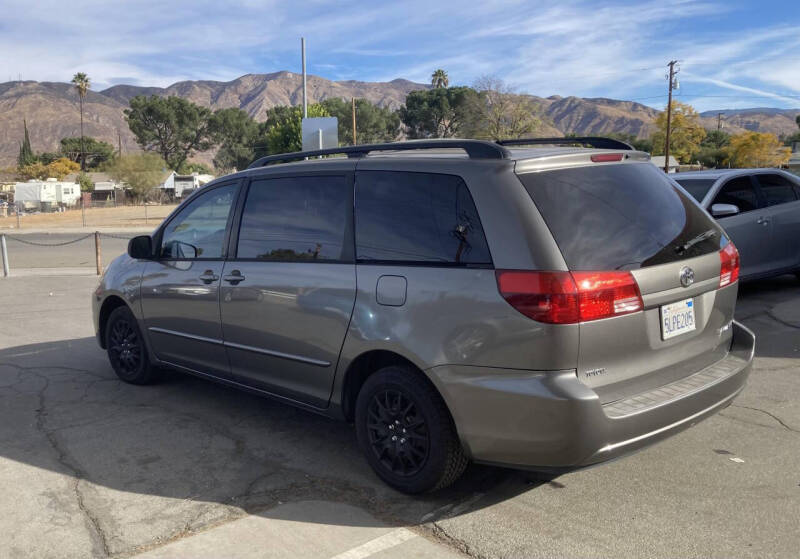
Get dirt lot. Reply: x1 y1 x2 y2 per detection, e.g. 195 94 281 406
0 204 177 230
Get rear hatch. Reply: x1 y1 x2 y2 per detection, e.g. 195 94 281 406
516 160 737 404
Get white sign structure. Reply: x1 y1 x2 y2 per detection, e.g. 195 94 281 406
302 117 338 151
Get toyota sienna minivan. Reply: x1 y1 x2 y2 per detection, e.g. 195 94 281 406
93 138 755 493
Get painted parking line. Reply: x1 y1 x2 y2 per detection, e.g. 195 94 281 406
329 528 417 559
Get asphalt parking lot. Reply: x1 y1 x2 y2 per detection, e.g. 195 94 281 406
0 273 798 558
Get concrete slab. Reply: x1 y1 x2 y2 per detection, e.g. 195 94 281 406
134 501 461 559
0 275 797 558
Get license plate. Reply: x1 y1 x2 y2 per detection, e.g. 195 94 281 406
660 298 696 340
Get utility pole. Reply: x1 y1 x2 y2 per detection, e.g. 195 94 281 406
717 112 723 132
118 130 122 156
352 97 357 145
663 60 679 173
301 38 307 119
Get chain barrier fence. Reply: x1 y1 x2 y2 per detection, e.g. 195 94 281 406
1 199 177 230
1 231 137 277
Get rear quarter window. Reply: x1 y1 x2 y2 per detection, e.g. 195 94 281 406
518 162 723 270
355 171 492 266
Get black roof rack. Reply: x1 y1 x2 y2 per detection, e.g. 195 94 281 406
496 137 634 151
246 139 510 169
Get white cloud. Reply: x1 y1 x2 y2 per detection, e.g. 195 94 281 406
0 0 797 110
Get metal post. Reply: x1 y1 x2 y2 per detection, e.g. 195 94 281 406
1 234 9 277
94 231 102 275
301 37 307 118
81 196 86 227
16 207 20 229
352 97 357 145
144 202 148 224
318 129 323 150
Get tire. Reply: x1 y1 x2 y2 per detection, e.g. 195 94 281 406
105 305 159 385
355 365 468 494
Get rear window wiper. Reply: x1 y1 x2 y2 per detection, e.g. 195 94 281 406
675 229 716 254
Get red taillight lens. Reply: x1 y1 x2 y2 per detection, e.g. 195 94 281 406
495 270 643 324
590 153 624 163
719 242 740 288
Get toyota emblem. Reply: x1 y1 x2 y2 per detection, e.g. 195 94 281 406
680 266 695 288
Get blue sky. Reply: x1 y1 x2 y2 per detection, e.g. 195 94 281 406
1 0 798 112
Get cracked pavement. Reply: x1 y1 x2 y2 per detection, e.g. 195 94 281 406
0 274 798 558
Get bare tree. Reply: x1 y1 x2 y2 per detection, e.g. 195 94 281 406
470 76 541 141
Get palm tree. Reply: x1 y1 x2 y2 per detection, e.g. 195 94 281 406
71 72 90 170
431 69 449 89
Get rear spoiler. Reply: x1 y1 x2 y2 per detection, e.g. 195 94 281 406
497 137 634 151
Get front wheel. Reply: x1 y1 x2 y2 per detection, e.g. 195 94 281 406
105 305 159 385
355 365 468 494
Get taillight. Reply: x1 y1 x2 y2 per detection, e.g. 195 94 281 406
719 242 740 288
495 270 643 324
590 153 624 163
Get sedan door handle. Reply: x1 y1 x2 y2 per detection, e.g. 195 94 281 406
223 270 245 285
199 270 219 284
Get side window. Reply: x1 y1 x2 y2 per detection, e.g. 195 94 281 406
355 171 492 265
236 176 349 261
712 177 759 213
756 174 798 207
160 184 237 259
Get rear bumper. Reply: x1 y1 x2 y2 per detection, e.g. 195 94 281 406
427 321 755 469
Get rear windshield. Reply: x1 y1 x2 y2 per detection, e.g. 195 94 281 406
518 163 723 270
673 178 716 201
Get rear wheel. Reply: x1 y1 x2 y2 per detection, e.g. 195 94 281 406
105 306 158 385
355 365 468 493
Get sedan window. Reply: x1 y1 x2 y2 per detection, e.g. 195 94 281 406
756 174 798 207
712 177 759 213
673 178 716 202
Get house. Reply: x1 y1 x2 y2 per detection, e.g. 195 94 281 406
649 155 680 173
64 172 124 202
0 171 16 203
158 171 215 200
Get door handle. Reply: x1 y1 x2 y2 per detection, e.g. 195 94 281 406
199 270 219 284
756 216 770 226
223 270 245 285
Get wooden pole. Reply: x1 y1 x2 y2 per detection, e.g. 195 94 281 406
352 97 357 146
94 231 102 275
664 60 678 173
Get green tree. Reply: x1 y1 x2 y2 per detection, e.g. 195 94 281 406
71 72 90 170
17 119 36 167
59 136 115 168
125 95 214 171
468 76 541 140
696 129 731 168
603 132 653 153
320 98 401 145
431 69 449 89
400 87 480 139
209 107 259 172
108 153 168 201
77 171 94 192
651 101 706 163
178 161 214 174
256 103 329 157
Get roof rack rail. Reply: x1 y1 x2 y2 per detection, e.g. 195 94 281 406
496 137 634 151
246 140 510 169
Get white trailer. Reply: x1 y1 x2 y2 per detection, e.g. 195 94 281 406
13 180 58 210
56 183 80 206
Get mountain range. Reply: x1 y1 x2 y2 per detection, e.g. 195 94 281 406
1 71 798 168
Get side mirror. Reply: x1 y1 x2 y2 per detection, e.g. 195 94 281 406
128 235 153 259
711 203 739 218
